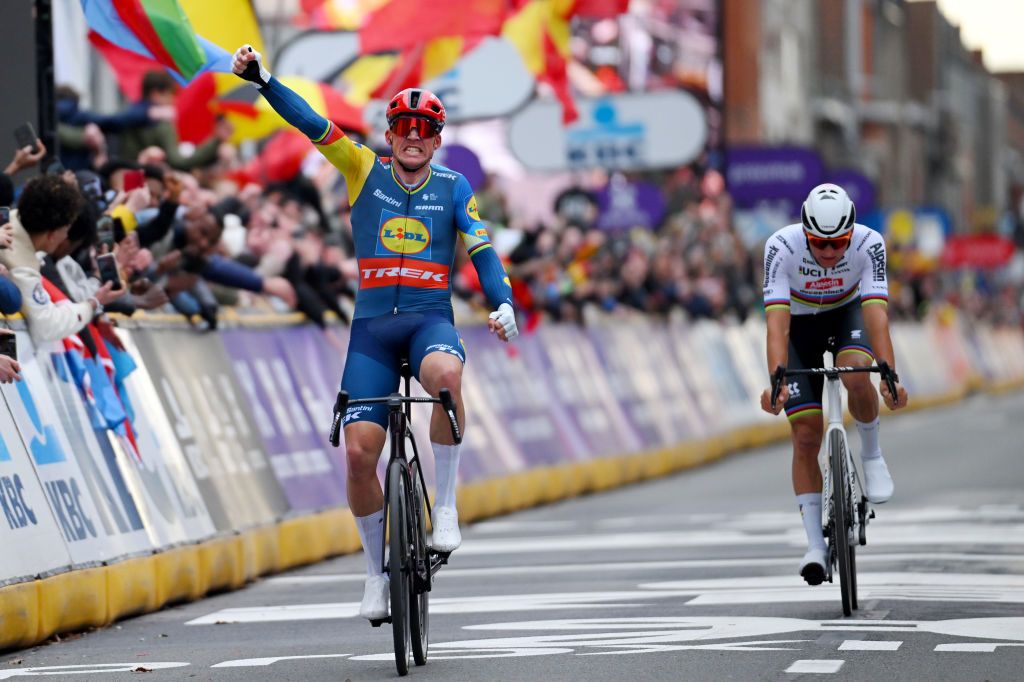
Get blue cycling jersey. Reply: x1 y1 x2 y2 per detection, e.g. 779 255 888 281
260 76 513 320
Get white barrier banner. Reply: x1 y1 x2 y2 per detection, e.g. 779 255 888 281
0 387 70 584
112 331 216 547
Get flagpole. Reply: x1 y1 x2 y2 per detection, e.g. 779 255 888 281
35 0 57 167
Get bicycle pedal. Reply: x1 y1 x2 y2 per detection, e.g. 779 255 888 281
369 617 392 627
869 510 876 519
430 549 452 562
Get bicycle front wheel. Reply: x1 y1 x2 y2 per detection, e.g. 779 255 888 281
409 459 429 666
387 459 412 676
829 430 856 616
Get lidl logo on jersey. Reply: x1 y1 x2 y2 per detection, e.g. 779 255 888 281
466 195 480 222
376 209 432 259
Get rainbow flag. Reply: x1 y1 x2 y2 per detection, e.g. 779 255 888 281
80 0 232 85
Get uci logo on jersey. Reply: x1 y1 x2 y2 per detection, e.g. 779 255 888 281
377 210 432 259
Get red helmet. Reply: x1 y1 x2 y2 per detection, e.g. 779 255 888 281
387 88 446 132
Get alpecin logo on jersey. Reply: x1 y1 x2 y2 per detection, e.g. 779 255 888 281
867 242 886 282
359 257 448 290
376 209 432 259
806 277 844 291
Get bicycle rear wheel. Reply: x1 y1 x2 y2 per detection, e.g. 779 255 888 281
829 430 856 616
409 460 429 666
387 459 412 676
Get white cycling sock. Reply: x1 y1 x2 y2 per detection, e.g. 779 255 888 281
432 442 461 510
856 416 882 461
797 493 826 549
355 509 384 577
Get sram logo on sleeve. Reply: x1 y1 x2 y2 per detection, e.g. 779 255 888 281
359 258 449 289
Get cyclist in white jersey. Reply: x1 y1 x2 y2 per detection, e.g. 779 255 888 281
759 183 908 585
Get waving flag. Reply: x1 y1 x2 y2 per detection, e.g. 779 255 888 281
80 0 232 85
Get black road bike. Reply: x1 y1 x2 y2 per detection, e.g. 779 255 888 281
771 361 898 617
330 362 461 676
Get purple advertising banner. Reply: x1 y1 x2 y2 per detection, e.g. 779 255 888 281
462 326 583 467
524 325 642 457
435 144 486 191
222 328 347 511
596 177 667 231
825 168 876 214
586 322 703 448
726 146 824 209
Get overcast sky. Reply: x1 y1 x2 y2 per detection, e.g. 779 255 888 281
915 0 1024 73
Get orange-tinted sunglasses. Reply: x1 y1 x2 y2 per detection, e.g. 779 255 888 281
389 116 440 139
806 233 852 250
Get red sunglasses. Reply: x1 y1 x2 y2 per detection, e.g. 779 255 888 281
806 233 852 251
389 117 440 139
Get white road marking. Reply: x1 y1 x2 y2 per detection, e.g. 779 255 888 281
0 663 189 679
451 524 1024 555
785 659 844 674
264 554 1024 586
934 643 1024 652
838 640 902 651
190 574 1024 625
212 654 350 667
641 573 1024 606
471 520 580 533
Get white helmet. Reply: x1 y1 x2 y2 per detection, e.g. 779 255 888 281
801 183 856 238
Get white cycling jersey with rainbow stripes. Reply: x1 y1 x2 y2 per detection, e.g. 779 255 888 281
762 223 889 316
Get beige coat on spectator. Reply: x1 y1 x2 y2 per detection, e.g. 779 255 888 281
0 211 93 344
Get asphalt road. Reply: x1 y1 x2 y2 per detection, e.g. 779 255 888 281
3 390 1024 681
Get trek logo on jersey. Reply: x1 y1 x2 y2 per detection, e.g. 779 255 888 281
466 195 480 222
806 277 844 291
359 258 449 290
376 209 432 259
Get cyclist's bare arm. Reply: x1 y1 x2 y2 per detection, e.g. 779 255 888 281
761 307 791 414
861 303 908 409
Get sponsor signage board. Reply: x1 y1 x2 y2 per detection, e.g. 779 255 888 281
130 330 288 530
221 329 346 511
508 91 707 172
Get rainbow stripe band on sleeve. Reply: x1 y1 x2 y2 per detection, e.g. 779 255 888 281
313 122 344 145
467 242 492 257
764 299 791 312
786 402 823 421
861 294 888 306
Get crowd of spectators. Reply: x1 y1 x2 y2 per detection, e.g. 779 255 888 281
0 69 1020 382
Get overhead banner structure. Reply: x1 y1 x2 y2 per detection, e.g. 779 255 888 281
508 91 707 171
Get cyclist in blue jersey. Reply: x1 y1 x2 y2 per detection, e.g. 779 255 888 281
233 46 518 620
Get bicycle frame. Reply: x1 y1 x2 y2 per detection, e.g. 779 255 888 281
819 370 863 571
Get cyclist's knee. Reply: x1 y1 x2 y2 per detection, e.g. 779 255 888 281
791 418 822 456
421 362 462 398
344 428 385 481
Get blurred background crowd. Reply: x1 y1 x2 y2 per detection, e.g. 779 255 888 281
0 0 1021 353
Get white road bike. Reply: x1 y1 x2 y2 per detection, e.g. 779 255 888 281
771 360 899 616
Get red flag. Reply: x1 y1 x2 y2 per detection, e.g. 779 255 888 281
574 0 630 18
359 0 507 54
88 30 161 101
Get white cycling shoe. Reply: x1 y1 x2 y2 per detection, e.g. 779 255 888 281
359 575 389 620
862 457 894 503
800 546 827 586
431 506 462 553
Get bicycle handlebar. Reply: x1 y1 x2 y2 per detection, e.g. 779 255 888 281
328 388 463 446
770 361 899 410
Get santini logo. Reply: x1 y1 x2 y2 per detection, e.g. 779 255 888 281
373 188 402 208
